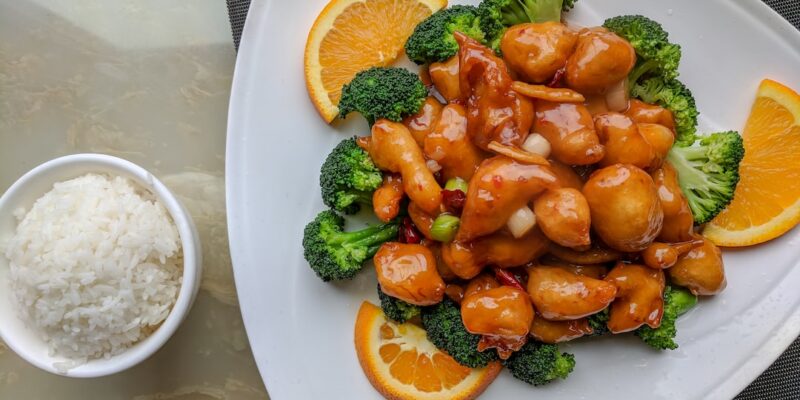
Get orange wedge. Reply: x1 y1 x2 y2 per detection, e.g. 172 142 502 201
704 79 800 246
305 0 446 123
354 302 502 400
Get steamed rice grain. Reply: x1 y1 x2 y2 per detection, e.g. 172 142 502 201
4 173 182 365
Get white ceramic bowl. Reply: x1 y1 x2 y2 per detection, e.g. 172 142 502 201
0 154 202 378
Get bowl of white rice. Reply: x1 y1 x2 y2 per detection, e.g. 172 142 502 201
0 154 202 377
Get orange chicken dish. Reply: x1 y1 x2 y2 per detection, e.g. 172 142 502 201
301 0 800 398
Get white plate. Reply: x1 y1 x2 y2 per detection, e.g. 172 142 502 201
226 1 800 398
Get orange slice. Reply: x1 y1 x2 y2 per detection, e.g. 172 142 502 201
704 79 800 246
354 302 502 400
305 0 446 123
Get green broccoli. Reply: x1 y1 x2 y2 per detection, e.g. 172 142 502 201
630 76 699 145
378 285 420 323
302 210 398 282
320 137 382 214
504 341 576 386
479 0 577 27
587 308 610 336
421 299 498 368
635 286 698 350
478 0 579 52
405 5 487 64
338 67 427 125
667 131 745 224
603 15 682 84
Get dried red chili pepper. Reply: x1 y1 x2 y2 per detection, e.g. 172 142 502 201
441 189 466 214
493 266 526 292
398 217 422 244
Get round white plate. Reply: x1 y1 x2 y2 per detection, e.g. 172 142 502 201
226 1 800 398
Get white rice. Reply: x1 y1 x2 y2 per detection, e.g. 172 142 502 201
4 173 182 366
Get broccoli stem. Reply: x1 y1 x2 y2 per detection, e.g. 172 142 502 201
666 150 714 192
351 191 375 207
628 59 657 88
533 0 563 23
331 223 398 251
505 3 533 24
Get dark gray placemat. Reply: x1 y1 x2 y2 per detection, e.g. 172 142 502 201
226 0 250 50
224 1 800 398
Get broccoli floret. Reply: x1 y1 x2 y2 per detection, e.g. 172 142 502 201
603 15 682 84
378 284 420 323
421 299 498 368
405 6 488 64
478 0 579 51
504 341 576 386
479 0 576 27
338 67 427 125
631 76 699 145
605 16 694 144
320 137 382 214
635 286 698 350
667 131 745 224
302 210 398 282
587 308 610 336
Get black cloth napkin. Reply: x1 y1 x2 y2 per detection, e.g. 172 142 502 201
224 0 800 398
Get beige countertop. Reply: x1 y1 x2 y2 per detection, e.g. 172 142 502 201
0 0 268 398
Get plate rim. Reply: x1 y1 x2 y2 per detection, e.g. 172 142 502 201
226 1 800 399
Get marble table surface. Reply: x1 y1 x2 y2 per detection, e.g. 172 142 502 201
0 0 268 399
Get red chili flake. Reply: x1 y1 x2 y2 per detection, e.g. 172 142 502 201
492 175 503 189
398 217 422 244
493 267 526 292
441 189 466 214
547 67 566 88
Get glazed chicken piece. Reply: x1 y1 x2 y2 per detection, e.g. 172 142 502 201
565 28 636 94
668 238 727 295
423 103 485 181
455 32 533 151
424 241 457 282
403 97 444 147
547 242 621 265
604 263 665 333
372 174 404 223
461 286 534 359
429 56 461 102
533 188 591 248
442 228 550 280
367 120 442 214
511 82 585 103
526 265 617 320
533 101 605 165
552 263 608 280
582 164 664 252
593 113 657 169
625 99 676 131
548 159 585 190
500 22 578 83
641 240 703 270
374 242 445 306
652 162 696 242
638 123 675 169
457 156 558 241
407 202 435 240
529 317 593 344
445 283 466 304
463 273 500 298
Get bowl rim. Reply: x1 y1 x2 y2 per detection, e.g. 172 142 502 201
0 153 202 378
